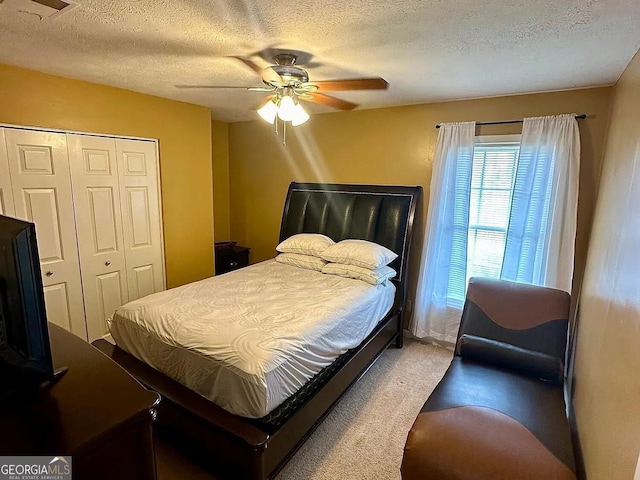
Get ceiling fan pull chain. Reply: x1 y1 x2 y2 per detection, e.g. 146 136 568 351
283 119 287 145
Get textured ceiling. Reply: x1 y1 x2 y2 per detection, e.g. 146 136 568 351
1 0 639 122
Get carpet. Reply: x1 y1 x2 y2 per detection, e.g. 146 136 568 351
275 339 452 480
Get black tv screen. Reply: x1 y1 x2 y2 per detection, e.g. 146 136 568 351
0 214 54 388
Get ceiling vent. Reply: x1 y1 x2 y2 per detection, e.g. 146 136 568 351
0 0 78 20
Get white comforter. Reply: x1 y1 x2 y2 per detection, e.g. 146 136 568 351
109 259 395 418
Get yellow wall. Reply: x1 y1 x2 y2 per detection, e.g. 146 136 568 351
0 63 213 288
212 120 231 242
572 49 640 479
228 87 612 318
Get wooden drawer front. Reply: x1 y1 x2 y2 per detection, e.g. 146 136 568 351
216 249 249 274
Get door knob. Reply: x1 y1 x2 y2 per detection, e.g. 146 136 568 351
105 261 111 266
45 271 54 277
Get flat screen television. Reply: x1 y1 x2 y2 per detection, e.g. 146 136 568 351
0 214 58 397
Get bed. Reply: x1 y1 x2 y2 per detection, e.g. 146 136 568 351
93 182 421 480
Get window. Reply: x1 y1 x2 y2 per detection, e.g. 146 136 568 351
445 135 521 307
466 136 520 286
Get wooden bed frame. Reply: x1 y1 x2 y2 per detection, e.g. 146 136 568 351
93 182 421 480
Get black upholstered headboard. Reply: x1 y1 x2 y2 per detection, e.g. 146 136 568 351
279 182 421 310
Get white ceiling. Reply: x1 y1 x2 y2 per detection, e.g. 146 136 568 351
1 0 639 122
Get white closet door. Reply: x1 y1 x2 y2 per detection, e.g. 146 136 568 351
0 129 16 217
116 139 165 301
67 134 129 341
5 129 87 339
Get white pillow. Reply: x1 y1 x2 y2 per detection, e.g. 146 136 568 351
322 263 397 285
276 233 335 257
276 253 327 272
320 239 398 269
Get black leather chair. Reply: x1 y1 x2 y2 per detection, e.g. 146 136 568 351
402 277 577 480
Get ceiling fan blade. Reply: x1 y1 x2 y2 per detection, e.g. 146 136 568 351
230 56 264 76
231 56 283 85
248 86 277 92
303 93 358 111
175 85 254 89
310 78 389 91
252 96 275 111
261 67 285 85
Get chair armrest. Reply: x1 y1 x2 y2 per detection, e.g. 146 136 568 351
456 334 565 384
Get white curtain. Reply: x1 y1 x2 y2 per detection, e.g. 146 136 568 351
501 114 580 292
410 122 475 341
411 114 580 344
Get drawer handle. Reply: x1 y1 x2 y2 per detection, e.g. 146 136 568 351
45 271 54 277
105 260 111 266
229 261 238 267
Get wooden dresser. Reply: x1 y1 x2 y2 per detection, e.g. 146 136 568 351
0 324 160 480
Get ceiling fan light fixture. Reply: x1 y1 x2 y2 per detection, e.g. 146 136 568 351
257 99 278 124
277 95 297 121
291 103 310 126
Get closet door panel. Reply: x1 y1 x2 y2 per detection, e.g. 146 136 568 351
0 129 16 217
131 265 155 299
67 134 129 341
43 283 73 331
5 129 87 339
116 139 165 301
22 188 65 262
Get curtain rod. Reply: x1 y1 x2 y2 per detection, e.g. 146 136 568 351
434 114 587 129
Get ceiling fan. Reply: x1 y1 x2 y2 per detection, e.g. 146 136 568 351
176 53 389 127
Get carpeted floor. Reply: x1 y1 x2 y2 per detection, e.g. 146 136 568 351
156 339 452 480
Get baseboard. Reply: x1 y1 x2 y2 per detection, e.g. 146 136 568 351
568 402 586 480
402 329 455 351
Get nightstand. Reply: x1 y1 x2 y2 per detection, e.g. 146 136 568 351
215 244 250 274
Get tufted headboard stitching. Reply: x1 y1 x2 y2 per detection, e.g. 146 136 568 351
279 182 421 311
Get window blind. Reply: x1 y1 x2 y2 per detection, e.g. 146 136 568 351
446 146 474 305
466 142 520 286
